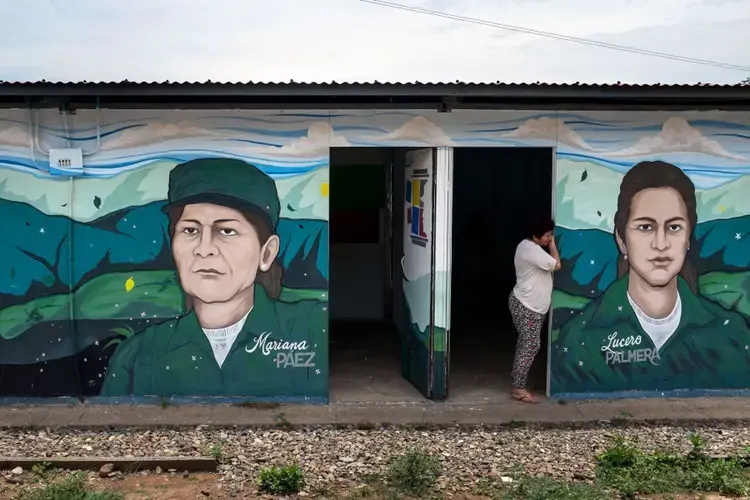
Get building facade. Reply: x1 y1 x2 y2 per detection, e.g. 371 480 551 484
0 82 748 403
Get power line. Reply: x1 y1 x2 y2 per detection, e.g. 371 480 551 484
358 0 750 72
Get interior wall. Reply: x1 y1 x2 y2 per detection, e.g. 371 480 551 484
329 148 390 320
451 148 552 329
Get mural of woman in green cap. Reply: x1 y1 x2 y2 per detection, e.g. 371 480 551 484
100 158 327 398
551 160 750 396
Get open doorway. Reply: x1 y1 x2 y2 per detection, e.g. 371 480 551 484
328 147 425 402
448 147 554 402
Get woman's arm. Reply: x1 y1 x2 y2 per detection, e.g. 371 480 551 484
548 238 562 271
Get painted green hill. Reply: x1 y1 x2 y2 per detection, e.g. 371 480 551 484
0 269 327 341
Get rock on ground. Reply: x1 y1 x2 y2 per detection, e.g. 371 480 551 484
1 422 748 493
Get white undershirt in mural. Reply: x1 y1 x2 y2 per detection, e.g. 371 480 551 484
201 308 252 368
626 292 681 351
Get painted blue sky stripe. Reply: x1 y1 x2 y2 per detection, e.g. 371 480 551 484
468 112 640 126
197 115 326 125
332 125 389 133
227 138 283 147
52 124 144 142
211 126 308 138
712 133 750 140
468 127 519 133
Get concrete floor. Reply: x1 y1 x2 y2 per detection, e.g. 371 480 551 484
328 320 546 404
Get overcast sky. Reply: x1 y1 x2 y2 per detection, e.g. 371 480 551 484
0 0 748 85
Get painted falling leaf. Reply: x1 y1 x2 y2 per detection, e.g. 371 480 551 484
125 276 135 292
580 169 588 182
93 196 101 209
597 211 602 217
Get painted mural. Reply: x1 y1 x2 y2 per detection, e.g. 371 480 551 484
0 110 331 401
547 114 750 398
1 107 749 401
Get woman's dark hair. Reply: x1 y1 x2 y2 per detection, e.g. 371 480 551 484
167 207 284 310
529 215 555 239
613 160 698 292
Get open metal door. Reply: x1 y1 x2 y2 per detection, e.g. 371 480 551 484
399 148 442 398
433 147 453 400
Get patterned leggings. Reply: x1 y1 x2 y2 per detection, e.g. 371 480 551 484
508 292 546 390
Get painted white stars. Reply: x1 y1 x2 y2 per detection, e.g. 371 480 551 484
736 233 742 241
315 369 321 375
39 227 45 234
192 356 197 361
578 361 583 366
115 304 119 308
581 342 585 346
166 366 170 370
132 224 137 229
112 373 116 378
590 260 595 265
322 306 327 312
94 340 99 346
563 347 568 353
746 345 749 350
98 373 102 378
83 358 87 362
40 368 43 373
57 338 61 342
590 290 595 295
41 353 46 357
724 319 730 326
617 306 623 312
140 312 146 317
152 240 157 244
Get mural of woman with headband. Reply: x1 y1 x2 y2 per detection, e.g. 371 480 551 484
100 158 327 398
551 161 750 395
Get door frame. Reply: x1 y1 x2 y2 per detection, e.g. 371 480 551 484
545 147 557 398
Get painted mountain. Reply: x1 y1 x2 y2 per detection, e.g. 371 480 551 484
0 198 328 363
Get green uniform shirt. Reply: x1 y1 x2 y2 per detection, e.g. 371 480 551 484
100 286 327 398
551 275 750 395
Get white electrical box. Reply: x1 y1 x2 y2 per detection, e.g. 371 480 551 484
49 148 84 176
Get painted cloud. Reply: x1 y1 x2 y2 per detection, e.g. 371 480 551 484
273 122 349 157
607 116 745 161
100 121 221 151
0 126 32 148
503 117 592 151
378 116 454 146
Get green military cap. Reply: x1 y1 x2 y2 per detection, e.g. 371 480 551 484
162 158 281 229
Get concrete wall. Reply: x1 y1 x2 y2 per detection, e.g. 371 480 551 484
0 108 748 403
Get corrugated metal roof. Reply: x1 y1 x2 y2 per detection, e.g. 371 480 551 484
0 80 746 87
0 80 747 109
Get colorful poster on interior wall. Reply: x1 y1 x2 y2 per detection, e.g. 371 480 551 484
0 110 330 401
549 113 750 397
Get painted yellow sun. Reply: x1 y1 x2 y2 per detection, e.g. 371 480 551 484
718 205 726 213
320 182 329 197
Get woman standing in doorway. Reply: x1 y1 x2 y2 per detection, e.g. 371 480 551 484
509 216 561 403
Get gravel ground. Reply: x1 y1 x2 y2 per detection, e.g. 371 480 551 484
1 422 750 494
